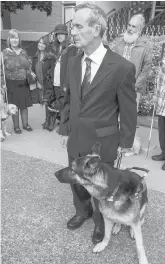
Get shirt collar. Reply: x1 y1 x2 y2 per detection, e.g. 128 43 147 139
82 42 107 65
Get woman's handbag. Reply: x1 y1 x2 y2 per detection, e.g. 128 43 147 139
27 69 36 85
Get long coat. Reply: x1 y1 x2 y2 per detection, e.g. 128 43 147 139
32 54 55 95
156 65 165 116
114 37 152 94
59 47 137 163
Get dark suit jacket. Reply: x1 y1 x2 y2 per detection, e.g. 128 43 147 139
59 46 137 163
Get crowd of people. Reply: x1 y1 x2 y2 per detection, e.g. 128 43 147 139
1 1 165 250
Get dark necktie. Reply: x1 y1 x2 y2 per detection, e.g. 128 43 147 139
81 57 92 98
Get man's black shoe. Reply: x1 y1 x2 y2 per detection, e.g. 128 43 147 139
67 214 91 230
92 225 104 244
152 153 165 161
162 162 165 170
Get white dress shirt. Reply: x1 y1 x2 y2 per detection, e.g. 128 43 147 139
81 42 107 84
53 56 61 86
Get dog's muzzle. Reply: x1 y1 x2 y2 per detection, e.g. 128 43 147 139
55 167 76 184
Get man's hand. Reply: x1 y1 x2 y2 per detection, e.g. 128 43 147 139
117 146 132 155
37 81 43 90
61 136 68 148
31 72 36 79
152 95 158 103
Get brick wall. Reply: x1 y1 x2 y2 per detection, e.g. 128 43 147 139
10 2 62 33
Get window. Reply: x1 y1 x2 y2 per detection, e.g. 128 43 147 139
62 1 76 23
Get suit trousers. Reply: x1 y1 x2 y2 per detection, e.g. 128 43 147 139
68 155 114 227
158 116 165 157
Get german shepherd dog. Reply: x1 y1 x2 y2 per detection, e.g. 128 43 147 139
55 143 149 264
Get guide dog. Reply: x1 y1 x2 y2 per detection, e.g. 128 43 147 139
0 103 18 142
55 143 149 264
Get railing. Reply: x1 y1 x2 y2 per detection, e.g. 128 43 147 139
142 10 165 36
16 2 165 56
107 1 153 41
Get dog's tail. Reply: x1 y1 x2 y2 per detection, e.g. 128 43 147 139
126 167 149 178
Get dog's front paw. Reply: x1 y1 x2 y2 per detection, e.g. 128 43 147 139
129 227 135 240
112 223 121 235
5 132 11 137
93 241 107 253
0 136 5 142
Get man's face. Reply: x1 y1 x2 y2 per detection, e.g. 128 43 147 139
127 17 142 35
124 16 142 44
71 9 96 49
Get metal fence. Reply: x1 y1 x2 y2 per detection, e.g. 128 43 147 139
107 1 153 41
5 2 164 56
142 10 165 36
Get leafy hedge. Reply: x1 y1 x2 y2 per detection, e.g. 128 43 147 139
109 35 165 116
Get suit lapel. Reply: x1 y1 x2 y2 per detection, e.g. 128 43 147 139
82 48 112 98
73 53 83 99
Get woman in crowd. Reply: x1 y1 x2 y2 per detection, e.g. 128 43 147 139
152 52 165 170
32 36 55 131
2 29 33 134
49 24 78 132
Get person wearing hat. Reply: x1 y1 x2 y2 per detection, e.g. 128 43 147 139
48 24 78 132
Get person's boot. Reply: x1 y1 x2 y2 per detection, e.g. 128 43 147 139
12 111 22 134
92 225 104 244
67 203 93 230
42 106 49 129
162 162 165 170
43 113 50 130
152 153 165 161
48 114 56 132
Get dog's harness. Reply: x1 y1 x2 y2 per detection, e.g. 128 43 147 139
106 154 149 202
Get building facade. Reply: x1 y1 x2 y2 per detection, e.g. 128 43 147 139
1 1 163 41
1 1 130 41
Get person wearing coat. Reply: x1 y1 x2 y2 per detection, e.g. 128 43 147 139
60 3 137 245
32 36 55 131
2 29 33 134
152 52 165 170
114 14 152 110
48 24 78 131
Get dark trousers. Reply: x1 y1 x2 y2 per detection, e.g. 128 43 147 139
68 155 114 228
53 86 64 100
158 116 165 157
12 108 28 128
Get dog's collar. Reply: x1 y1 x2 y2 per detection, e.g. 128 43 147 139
106 185 143 202
1 116 8 122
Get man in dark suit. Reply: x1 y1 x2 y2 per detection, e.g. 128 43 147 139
59 3 137 244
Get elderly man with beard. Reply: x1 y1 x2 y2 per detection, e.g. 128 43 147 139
114 14 152 110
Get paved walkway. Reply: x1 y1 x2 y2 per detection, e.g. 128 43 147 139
1 104 165 264
2 104 165 193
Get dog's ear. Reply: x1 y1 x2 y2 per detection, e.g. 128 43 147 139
91 142 101 156
88 156 100 171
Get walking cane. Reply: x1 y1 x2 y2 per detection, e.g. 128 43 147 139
1 52 8 105
145 72 159 160
145 100 156 160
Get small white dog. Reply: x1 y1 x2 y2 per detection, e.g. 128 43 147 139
0 103 18 142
